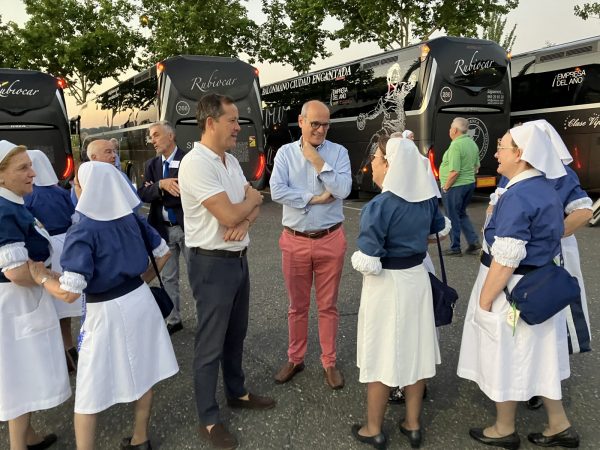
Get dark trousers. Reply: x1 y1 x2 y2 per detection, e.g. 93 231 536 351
188 251 249 425
442 183 479 251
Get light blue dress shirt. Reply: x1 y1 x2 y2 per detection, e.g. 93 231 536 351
270 139 352 232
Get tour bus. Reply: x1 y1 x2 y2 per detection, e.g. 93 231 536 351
0 68 74 183
511 36 600 192
73 55 266 188
262 36 511 193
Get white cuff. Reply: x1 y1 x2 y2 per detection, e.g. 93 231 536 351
0 242 28 272
491 237 527 268
565 197 593 215
59 271 87 294
152 239 170 258
429 216 451 239
489 187 507 206
351 250 382 275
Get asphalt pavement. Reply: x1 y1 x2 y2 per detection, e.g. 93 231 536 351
2 194 598 449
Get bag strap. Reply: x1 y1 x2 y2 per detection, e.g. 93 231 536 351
134 215 167 290
435 233 449 285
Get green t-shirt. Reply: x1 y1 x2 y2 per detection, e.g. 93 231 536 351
439 134 480 187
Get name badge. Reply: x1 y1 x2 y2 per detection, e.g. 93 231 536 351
170 160 180 169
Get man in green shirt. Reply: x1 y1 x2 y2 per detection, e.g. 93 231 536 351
439 117 481 256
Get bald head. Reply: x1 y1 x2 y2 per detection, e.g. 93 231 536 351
299 100 330 147
87 139 116 165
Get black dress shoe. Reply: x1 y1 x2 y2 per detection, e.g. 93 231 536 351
527 427 579 448
526 396 544 410
167 321 183 335
120 436 152 449
400 424 422 448
469 428 520 449
27 434 57 450
351 424 387 450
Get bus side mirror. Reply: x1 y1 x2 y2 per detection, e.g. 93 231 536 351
70 115 81 135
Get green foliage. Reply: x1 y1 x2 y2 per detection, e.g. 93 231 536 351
574 2 600 19
0 16 23 68
140 0 259 64
15 0 144 104
479 12 517 51
258 0 332 73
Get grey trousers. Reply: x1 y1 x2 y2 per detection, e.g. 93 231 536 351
188 251 249 425
163 225 188 325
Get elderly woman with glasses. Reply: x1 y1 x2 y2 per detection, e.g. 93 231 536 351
0 141 71 450
351 135 450 449
457 121 580 449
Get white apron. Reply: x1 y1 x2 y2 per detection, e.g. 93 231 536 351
0 280 71 421
561 235 591 354
49 232 82 319
457 250 570 402
357 264 440 388
75 283 179 414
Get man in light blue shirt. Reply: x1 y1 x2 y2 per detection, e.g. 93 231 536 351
270 100 351 390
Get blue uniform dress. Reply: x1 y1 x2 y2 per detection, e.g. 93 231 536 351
0 189 71 421
25 184 82 318
355 192 445 387
498 167 592 353
457 173 569 402
59 213 178 414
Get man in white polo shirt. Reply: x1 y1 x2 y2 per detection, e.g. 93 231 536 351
179 93 275 449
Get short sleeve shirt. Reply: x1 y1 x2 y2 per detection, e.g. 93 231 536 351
179 142 249 250
439 134 480 186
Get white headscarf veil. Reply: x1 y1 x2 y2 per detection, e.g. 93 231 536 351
510 119 570 179
382 138 439 202
0 140 18 164
76 161 140 221
27 150 59 186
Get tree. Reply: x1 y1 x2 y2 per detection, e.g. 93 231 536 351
140 0 259 64
0 16 23 68
574 2 600 19
479 12 517 51
16 0 144 104
258 0 332 73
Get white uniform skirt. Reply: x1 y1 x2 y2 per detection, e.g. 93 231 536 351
357 264 440 387
0 282 71 421
562 235 591 354
457 261 570 402
75 283 179 414
50 233 83 319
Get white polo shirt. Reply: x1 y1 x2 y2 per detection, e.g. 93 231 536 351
179 142 249 250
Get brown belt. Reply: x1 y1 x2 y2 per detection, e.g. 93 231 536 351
284 222 342 239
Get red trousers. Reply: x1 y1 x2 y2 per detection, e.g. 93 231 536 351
279 226 347 368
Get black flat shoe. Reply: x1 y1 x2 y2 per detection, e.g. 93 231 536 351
400 424 422 448
351 424 387 450
120 436 153 449
27 434 57 450
526 396 544 410
469 427 520 450
527 427 579 448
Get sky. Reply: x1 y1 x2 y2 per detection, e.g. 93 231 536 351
2 0 599 108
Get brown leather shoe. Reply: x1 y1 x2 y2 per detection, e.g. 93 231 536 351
324 366 345 389
198 423 238 449
226 392 276 410
274 361 305 384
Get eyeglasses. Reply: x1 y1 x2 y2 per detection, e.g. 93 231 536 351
308 121 330 130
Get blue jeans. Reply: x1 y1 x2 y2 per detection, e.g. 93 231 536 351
442 183 479 251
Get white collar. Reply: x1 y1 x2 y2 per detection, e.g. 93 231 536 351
382 138 439 202
75 162 140 221
161 147 177 164
194 141 226 161
505 168 542 189
0 186 25 204
28 150 59 186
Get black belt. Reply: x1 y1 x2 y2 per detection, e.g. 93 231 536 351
480 251 542 276
381 253 426 270
86 276 144 303
284 222 342 239
191 247 247 258
164 220 178 227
